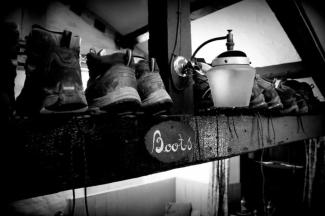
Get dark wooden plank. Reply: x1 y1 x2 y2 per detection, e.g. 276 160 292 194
3 112 325 201
191 114 325 159
266 0 325 96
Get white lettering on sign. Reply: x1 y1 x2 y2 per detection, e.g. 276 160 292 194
152 130 192 154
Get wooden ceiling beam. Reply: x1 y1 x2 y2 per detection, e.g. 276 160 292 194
266 0 325 96
117 0 243 49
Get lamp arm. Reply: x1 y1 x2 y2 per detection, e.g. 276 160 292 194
191 36 227 60
191 29 234 60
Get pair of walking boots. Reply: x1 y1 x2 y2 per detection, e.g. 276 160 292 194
16 24 87 115
250 74 320 114
85 49 173 115
249 74 283 111
276 79 320 114
16 25 172 115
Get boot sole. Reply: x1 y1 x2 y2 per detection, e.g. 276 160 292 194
267 95 283 110
41 93 88 114
40 106 88 114
280 104 299 114
141 89 173 113
90 87 141 112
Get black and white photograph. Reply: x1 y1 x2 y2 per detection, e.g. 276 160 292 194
1 0 324 215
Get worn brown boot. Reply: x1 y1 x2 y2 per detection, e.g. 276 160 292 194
192 66 214 113
85 49 141 113
135 58 173 114
256 74 283 110
249 75 267 109
16 25 87 114
276 81 299 114
280 79 320 114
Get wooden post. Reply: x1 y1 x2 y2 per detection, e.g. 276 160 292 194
148 0 194 114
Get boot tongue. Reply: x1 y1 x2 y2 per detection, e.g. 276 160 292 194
150 58 160 73
135 60 150 78
87 51 130 80
60 30 72 48
86 53 101 79
109 52 127 65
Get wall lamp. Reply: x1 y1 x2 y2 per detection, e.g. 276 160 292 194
172 30 256 108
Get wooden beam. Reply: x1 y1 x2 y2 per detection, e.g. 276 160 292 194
115 25 149 49
256 61 309 79
148 0 194 114
114 0 243 49
266 0 325 96
190 0 242 20
4 111 325 201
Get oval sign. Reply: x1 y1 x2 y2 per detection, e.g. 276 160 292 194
144 120 195 163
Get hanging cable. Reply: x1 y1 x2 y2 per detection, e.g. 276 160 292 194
68 120 79 216
231 116 239 139
75 118 90 216
194 117 202 160
169 0 187 92
82 133 90 216
169 0 181 67
226 115 234 139
216 115 219 157
70 144 76 216
303 140 309 203
256 112 266 214
270 117 276 144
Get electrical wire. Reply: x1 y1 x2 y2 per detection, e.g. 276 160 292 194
70 124 76 216
75 119 90 216
71 188 75 216
194 117 202 160
82 130 90 216
226 115 233 139
303 140 308 203
256 113 266 214
215 115 219 157
84 187 89 216
169 0 181 67
231 116 239 139
169 0 187 92
270 116 276 144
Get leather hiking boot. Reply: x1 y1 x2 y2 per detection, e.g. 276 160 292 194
256 74 283 110
281 79 320 113
135 58 173 114
85 49 141 113
16 25 87 114
249 75 267 110
0 22 19 122
276 81 299 114
193 63 214 113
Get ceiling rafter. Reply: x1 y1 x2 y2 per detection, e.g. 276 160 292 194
116 0 242 49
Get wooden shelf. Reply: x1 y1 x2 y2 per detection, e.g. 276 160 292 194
4 111 325 201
